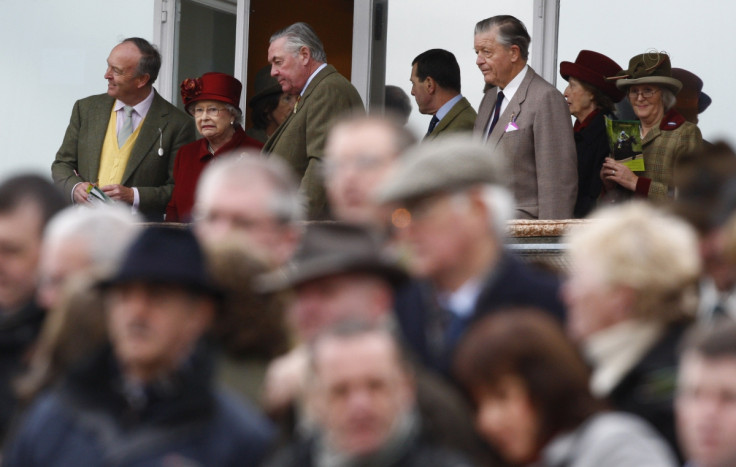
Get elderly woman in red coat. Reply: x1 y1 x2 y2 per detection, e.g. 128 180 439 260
165 72 262 222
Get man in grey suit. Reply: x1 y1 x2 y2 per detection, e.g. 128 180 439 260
52 38 195 220
473 15 577 220
410 49 477 140
263 22 364 219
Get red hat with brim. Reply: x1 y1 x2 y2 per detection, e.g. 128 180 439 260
181 72 242 113
560 50 625 102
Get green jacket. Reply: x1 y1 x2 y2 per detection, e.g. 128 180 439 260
263 65 364 219
52 91 196 219
425 96 477 140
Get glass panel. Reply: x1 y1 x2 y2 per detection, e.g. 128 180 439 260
174 0 237 110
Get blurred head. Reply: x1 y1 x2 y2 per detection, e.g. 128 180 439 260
193 152 303 266
384 85 412 125
454 309 601 465
268 22 325 95
309 321 415 458
677 322 736 467
0 175 67 312
38 205 141 311
563 202 700 341
474 15 530 88
324 115 415 226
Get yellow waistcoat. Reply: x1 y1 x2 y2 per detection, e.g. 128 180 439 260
97 108 144 186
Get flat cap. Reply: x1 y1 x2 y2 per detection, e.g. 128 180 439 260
376 135 505 203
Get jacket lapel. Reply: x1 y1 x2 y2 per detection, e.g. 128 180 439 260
121 91 168 184
85 96 116 181
488 68 533 148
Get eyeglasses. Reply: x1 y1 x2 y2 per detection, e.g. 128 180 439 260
191 106 228 117
628 88 659 99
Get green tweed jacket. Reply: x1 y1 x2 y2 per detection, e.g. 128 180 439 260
262 65 364 219
425 96 477 141
52 91 196 219
635 110 702 201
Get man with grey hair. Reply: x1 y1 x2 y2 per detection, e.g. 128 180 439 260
377 136 566 375
263 22 364 219
37 205 142 311
192 151 303 266
473 15 577 220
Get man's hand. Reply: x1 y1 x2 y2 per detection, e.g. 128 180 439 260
100 184 134 205
73 182 93 204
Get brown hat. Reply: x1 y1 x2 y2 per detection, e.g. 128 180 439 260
671 67 712 121
377 135 505 204
248 65 282 108
560 50 624 102
257 222 408 291
609 51 682 94
181 72 242 112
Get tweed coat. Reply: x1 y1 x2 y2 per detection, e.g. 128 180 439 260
52 91 196 219
474 67 577 220
632 109 702 201
425 96 477 140
262 65 364 219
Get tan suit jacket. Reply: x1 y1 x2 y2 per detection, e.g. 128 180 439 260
474 67 577 219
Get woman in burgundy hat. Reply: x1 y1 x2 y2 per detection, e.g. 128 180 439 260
165 72 263 222
560 50 625 218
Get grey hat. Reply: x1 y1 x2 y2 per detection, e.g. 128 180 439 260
376 135 505 204
257 222 408 291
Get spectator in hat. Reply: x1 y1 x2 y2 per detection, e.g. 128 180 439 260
258 222 494 465
3 226 275 466
601 51 702 203
559 50 624 218
192 153 303 267
377 136 566 377
671 68 711 126
166 72 263 222
246 65 297 144
323 114 416 229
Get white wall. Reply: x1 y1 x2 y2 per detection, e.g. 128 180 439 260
0 0 152 180
385 2 535 139
556 0 733 146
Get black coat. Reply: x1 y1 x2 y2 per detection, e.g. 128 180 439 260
393 253 566 376
573 111 612 218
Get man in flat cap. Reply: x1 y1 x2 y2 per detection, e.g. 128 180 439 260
377 136 566 376
4 226 275 466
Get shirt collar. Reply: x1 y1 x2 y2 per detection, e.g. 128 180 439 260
499 64 528 101
435 94 463 121
114 88 155 118
301 63 327 97
437 275 483 319
574 108 601 132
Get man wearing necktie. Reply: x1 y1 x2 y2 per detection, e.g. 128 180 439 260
410 49 476 141
473 15 577 220
52 38 195 220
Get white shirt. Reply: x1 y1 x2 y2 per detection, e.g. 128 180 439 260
485 64 529 135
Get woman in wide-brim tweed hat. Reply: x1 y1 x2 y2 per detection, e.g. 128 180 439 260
600 51 702 203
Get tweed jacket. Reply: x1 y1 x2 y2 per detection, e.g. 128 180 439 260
262 65 364 219
474 67 577 220
425 96 477 140
633 109 702 201
52 91 196 219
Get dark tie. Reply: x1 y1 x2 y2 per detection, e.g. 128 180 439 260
426 114 439 137
487 91 505 137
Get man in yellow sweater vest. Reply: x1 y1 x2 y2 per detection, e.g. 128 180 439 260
52 38 195 220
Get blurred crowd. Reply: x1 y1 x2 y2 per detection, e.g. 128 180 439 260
0 13 732 467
